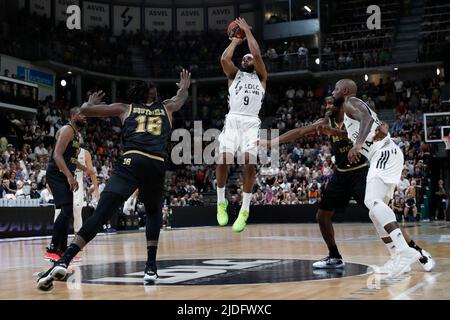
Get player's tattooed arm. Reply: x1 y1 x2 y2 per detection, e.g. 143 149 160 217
53 126 78 192
221 37 243 81
236 17 268 86
344 98 374 163
164 69 191 114
81 91 129 119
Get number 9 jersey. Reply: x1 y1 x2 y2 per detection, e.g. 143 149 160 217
121 102 172 159
228 70 265 116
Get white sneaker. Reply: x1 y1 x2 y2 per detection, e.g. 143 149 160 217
388 248 421 278
419 249 436 272
312 256 345 269
374 255 411 274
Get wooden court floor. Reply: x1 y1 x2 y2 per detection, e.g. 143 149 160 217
1 222 449 300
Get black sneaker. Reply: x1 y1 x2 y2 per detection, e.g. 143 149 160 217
144 263 158 283
312 256 345 269
36 262 68 291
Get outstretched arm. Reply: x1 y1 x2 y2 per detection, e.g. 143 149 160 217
344 97 375 163
277 119 327 145
81 91 129 120
261 119 327 148
163 69 191 115
221 37 244 81
236 17 268 85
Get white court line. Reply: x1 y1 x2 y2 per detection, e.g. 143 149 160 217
393 273 442 300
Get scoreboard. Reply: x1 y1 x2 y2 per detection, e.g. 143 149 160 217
0 76 39 110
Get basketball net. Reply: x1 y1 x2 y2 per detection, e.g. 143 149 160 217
443 136 450 150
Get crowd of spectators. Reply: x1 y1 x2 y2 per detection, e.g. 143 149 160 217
1 69 448 220
2 3 439 79
419 0 450 62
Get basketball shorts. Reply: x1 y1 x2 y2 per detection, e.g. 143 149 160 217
46 165 73 209
218 113 261 156
319 165 368 211
104 151 165 211
367 141 404 185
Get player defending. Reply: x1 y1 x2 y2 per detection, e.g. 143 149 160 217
261 97 435 273
37 70 191 291
334 79 421 278
216 18 267 232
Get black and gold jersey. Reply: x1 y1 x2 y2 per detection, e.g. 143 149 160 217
329 118 367 171
121 102 172 159
49 123 80 173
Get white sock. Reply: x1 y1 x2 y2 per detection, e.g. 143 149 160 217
389 228 409 252
217 187 225 204
385 241 396 256
241 192 252 212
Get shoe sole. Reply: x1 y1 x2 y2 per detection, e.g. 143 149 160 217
217 214 228 226
312 264 345 269
422 258 436 272
37 266 67 291
143 275 158 283
232 225 246 233
388 252 420 278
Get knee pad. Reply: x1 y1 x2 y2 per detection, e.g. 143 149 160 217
364 197 384 212
368 209 377 222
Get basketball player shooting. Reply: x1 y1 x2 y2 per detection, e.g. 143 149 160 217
216 18 267 233
334 79 421 278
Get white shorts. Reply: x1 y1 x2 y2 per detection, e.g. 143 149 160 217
73 182 84 208
218 113 261 156
367 141 404 185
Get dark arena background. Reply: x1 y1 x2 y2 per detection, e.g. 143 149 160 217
1 0 450 307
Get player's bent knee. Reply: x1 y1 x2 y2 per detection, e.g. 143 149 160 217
364 197 383 212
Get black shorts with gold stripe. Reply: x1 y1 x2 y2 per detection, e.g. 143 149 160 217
319 164 368 211
104 150 166 209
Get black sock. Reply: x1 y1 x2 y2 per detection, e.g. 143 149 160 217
147 246 157 265
328 245 341 259
58 243 81 265
408 240 423 254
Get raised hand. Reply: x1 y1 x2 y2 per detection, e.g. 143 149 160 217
176 69 192 91
235 17 252 33
88 91 105 105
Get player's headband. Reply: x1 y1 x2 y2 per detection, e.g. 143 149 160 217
243 54 254 60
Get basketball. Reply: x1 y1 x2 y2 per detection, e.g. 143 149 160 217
227 20 245 39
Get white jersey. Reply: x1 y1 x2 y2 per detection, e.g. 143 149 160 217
228 70 265 116
343 99 392 161
75 148 86 185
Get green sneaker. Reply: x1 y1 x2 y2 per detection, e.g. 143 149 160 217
232 209 249 233
217 199 229 226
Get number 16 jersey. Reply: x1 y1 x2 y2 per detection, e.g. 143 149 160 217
228 70 265 116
